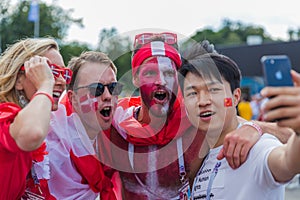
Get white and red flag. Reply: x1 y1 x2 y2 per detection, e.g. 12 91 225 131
46 94 116 200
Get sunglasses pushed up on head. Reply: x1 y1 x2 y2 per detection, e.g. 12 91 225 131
133 32 177 49
74 82 124 97
20 63 73 84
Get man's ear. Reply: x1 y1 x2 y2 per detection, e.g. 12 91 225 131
67 90 74 107
15 75 25 90
68 89 82 113
132 73 140 88
233 88 241 106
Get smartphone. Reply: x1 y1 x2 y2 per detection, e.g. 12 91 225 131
260 55 293 87
260 55 294 121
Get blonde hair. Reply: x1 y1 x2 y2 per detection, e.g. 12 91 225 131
67 51 117 90
0 37 59 105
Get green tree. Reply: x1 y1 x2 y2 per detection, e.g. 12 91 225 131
188 18 275 47
0 0 10 53
0 0 83 52
288 28 294 41
96 28 132 81
60 41 92 65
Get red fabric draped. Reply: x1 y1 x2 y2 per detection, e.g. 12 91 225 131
70 150 117 200
114 90 192 146
58 93 117 199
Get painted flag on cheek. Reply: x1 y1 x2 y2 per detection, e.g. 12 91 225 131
79 94 98 113
224 98 233 107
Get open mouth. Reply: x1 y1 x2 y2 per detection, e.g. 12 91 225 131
100 106 111 117
153 91 168 101
199 111 215 118
53 91 62 99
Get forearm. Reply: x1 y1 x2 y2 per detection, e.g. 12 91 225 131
255 120 293 143
285 134 300 174
269 133 300 182
10 89 53 151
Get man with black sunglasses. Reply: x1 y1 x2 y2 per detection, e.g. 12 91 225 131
47 51 121 200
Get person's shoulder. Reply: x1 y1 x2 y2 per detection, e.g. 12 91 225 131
252 133 282 156
261 133 281 142
0 102 21 121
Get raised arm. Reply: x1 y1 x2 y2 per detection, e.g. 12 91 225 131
10 56 54 151
268 134 300 182
261 70 300 182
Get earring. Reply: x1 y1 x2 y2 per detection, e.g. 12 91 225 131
16 90 29 108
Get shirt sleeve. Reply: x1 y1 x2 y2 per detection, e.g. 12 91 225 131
251 133 283 188
0 102 22 153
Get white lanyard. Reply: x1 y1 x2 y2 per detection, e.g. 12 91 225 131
176 137 187 183
128 137 186 179
191 153 222 200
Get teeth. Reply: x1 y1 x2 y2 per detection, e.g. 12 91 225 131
155 91 166 95
200 112 213 117
103 107 111 110
100 107 111 117
53 91 61 98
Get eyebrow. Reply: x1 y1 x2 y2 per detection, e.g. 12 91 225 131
184 80 220 91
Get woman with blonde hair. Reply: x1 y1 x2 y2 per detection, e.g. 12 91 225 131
0 37 70 199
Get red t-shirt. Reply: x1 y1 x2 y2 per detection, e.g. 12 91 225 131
0 102 32 199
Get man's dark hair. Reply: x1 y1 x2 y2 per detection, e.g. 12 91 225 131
178 48 241 94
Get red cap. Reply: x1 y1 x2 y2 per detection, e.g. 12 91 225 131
131 41 182 76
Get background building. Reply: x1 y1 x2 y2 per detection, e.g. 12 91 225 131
216 40 300 96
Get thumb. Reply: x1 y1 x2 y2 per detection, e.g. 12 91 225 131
291 70 300 86
217 148 225 160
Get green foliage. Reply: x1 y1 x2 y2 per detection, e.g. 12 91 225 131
188 19 275 47
0 0 83 53
114 51 132 80
60 41 92 66
96 28 133 85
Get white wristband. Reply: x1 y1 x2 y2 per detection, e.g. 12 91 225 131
242 121 262 136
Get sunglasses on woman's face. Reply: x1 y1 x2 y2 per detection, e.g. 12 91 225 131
19 63 73 84
74 82 123 97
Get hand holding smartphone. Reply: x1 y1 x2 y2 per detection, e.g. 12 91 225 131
260 55 294 121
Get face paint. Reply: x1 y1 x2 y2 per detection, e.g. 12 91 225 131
139 57 178 117
78 94 98 113
224 97 233 107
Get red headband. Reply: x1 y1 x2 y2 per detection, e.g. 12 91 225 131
131 41 182 76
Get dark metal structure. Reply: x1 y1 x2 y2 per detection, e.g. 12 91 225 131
216 40 300 77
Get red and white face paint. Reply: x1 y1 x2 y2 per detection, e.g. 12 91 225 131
78 94 98 113
138 56 178 117
72 63 118 133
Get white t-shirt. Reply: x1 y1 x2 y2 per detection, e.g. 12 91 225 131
192 133 285 200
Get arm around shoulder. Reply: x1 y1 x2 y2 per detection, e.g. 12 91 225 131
255 120 293 144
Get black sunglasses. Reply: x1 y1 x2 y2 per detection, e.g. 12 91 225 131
74 82 123 97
